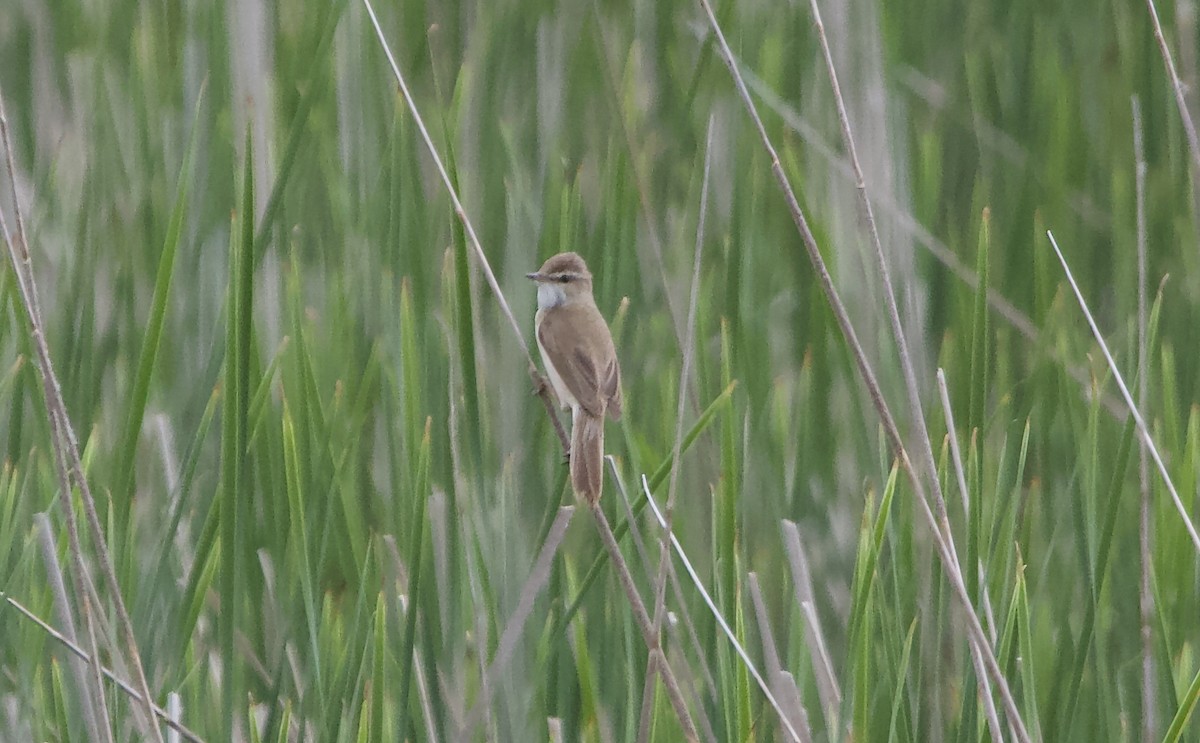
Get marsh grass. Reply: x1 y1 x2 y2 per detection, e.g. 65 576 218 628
2 0 1200 740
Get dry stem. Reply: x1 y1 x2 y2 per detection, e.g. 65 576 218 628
694 2 1031 738
1132 95 1157 743
588 500 699 741
0 92 162 742
3 594 202 742
359 3 698 736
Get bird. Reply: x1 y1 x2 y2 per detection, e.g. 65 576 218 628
527 252 622 503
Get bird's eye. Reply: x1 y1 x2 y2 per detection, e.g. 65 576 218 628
557 275 570 283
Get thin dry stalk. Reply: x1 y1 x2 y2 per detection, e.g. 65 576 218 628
746 579 777 675
359 5 701 737
587 500 700 741
0 93 161 743
635 653 660 743
936 371 971 523
1144 0 1200 178
636 608 718 743
79 593 116 742
640 476 802 743
807 1 1011 729
2 133 112 743
807 0 937 501
748 573 813 743
738 63 1123 420
35 513 104 740
780 522 841 718
1132 95 1157 743
642 118 713 737
934 370 1004 742
610 459 657 579
2 595 204 743
1047 231 1200 554
460 506 575 738
609 456 720 700
360 0 570 455
695 3 1030 738
662 619 720 743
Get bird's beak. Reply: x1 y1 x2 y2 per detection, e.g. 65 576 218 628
525 272 543 281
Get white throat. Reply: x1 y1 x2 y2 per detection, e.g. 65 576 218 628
537 283 568 310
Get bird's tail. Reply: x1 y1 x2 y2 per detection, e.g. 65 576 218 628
571 410 605 504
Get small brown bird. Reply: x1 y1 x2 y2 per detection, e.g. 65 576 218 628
527 252 622 503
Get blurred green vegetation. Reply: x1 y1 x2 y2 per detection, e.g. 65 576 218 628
1 0 1199 739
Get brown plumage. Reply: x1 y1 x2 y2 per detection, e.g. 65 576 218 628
527 252 622 503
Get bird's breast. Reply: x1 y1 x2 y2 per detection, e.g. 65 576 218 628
536 332 578 412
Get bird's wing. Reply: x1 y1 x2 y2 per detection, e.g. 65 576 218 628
537 308 607 418
603 356 622 420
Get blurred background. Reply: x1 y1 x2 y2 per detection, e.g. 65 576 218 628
1 0 1198 740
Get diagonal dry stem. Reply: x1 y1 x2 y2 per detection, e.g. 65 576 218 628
355 7 702 736
804 3 1017 730
609 456 721 708
35 513 106 740
1144 0 1200 180
935 369 1005 741
0 92 162 743
737 62 1124 420
640 475 802 743
694 3 1031 738
1047 230 1200 555
588 500 700 741
360 0 569 455
3 594 203 743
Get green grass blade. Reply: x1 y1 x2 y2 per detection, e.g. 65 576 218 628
968 207 990 444
717 318 738 618
370 589 386 742
966 208 990 607
1162 663 1200 743
253 0 350 255
113 90 204 520
887 619 918 742
397 418 431 743
219 127 256 736
282 399 322 695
